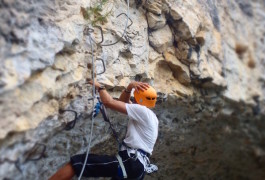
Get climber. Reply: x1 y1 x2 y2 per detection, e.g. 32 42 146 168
49 81 159 180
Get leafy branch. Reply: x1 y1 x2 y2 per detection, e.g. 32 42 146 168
81 0 112 26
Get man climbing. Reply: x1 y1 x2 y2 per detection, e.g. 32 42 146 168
49 81 159 180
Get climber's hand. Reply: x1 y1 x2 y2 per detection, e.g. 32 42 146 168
127 81 149 93
87 79 101 89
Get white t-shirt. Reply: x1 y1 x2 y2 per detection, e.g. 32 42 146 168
124 103 159 155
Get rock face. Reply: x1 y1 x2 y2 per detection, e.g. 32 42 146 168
149 25 174 53
0 0 264 179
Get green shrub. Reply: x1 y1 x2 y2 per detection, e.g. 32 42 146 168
81 0 112 26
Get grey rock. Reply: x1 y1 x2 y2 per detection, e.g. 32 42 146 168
144 0 162 15
149 25 174 53
147 12 166 30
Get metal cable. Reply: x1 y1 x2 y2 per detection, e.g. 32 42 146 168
117 13 133 28
59 109 78 130
101 0 130 46
24 143 46 162
78 31 96 180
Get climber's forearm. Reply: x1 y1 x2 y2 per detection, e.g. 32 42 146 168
98 89 114 106
88 80 113 106
92 81 127 114
98 89 127 114
91 80 114 105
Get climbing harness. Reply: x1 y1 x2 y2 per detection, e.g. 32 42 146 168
120 144 158 175
116 154 128 179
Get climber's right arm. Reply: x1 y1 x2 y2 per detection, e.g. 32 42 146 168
88 80 127 114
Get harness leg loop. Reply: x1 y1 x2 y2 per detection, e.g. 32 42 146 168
116 154 127 179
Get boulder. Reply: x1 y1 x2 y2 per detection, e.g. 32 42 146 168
149 25 174 53
170 5 201 40
164 51 191 85
147 12 166 30
144 0 162 15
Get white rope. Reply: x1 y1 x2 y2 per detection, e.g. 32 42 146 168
78 33 96 180
78 0 130 179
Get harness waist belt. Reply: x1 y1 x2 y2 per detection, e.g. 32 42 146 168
138 149 150 157
122 142 150 157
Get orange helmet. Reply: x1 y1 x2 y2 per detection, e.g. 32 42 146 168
134 86 157 108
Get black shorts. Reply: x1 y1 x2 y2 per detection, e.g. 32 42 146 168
70 150 145 179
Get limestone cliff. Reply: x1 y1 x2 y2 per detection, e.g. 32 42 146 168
0 0 264 179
